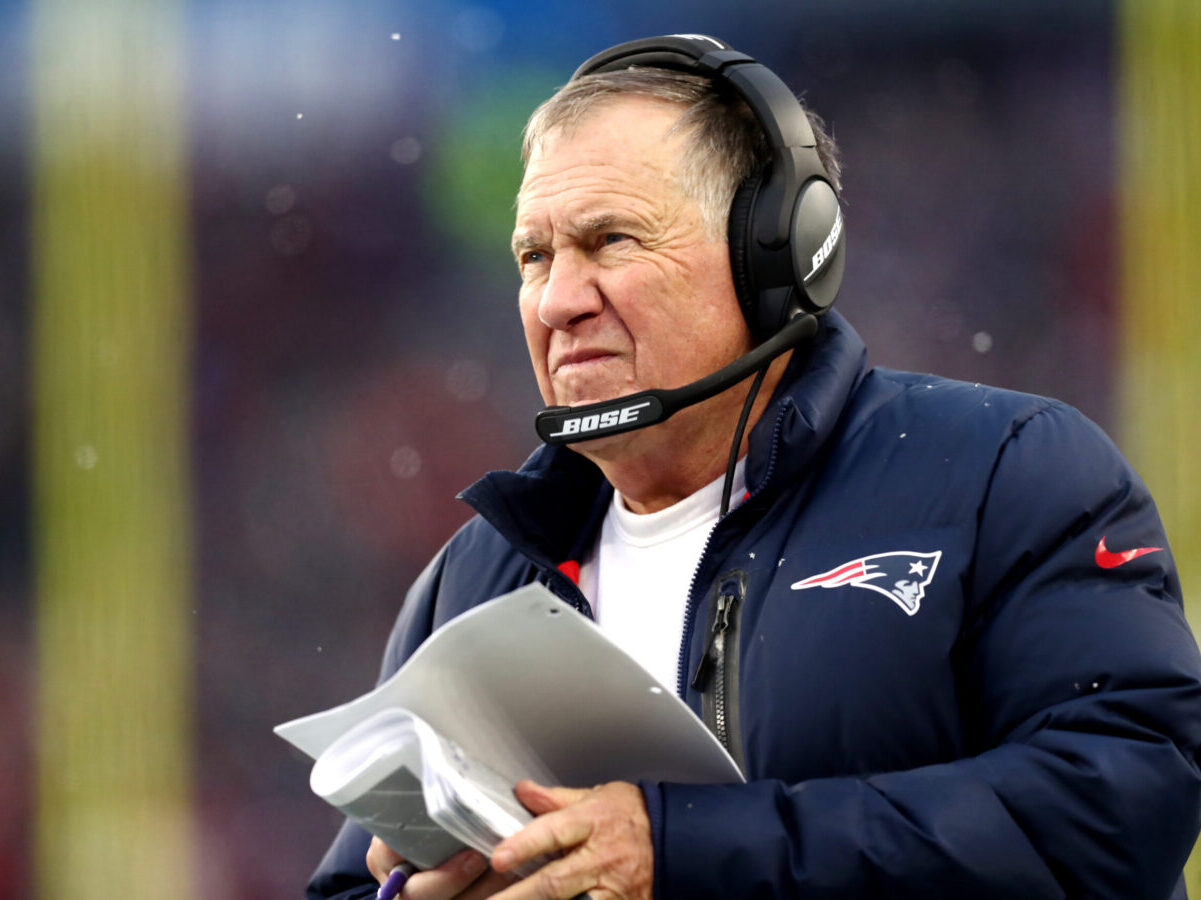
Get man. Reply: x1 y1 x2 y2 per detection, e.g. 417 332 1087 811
309 35 1201 899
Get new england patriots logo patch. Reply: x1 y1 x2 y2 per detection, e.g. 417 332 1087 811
790 551 943 616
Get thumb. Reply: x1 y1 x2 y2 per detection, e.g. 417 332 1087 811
513 780 591 815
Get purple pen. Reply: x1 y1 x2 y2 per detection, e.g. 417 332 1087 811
376 863 415 900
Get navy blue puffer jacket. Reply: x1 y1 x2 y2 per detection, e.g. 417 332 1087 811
308 312 1201 899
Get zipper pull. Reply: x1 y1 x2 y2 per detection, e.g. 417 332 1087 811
690 589 738 691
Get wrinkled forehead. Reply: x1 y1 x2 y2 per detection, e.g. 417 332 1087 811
526 92 688 150
517 96 691 202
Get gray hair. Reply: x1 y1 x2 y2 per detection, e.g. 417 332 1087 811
520 67 841 239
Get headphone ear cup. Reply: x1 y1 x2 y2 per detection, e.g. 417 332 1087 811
790 178 845 314
726 174 761 331
729 168 844 341
728 170 807 341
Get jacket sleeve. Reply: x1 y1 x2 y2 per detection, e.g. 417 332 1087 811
304 549 449 899
645 403 1201 899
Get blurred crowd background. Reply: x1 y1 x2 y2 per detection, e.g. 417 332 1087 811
1 0 1197 897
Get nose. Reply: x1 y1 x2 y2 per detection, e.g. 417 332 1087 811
537 251 603 331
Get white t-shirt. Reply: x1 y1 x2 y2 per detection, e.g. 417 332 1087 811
578 461 746 694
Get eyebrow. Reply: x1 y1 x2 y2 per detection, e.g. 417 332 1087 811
578 213 620 235
511 232 539 257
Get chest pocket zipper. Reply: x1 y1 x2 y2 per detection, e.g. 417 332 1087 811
690 570 747 771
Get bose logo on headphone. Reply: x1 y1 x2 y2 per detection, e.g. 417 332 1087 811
803 208 844 284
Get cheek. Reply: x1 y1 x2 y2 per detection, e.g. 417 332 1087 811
682 255 751 350
519 292 555 402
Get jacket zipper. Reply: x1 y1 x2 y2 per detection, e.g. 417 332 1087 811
676 400 789 689
690 572 747 757
674 403 790 766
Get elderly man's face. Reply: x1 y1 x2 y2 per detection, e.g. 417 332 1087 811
513 96 753 417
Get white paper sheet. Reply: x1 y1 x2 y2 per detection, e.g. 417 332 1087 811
275 583 743 789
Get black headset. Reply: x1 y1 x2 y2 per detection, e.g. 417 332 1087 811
534 34 845 446
571 33 845 341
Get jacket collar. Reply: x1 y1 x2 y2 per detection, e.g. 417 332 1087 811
460 310 868 568
744 310 868 496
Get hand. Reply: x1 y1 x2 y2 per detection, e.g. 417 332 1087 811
366 837 517 899
488 780 653 900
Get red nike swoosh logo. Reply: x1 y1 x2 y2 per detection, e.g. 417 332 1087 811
1095 535 1163 569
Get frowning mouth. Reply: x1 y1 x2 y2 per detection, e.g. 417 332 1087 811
551 349 618 375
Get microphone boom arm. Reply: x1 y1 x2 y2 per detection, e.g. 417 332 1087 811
535 313 817 445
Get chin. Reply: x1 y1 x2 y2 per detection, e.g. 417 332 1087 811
551 376 637 411
564 431 634 459
561 422 659 462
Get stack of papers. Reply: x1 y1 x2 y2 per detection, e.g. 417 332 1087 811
308 707 539 871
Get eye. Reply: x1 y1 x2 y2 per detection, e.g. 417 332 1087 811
602 232 631 247
518 248 550 272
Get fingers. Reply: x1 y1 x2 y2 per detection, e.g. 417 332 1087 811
514 780 592 816
492 854 596 900
493 780 597 870
366 836 408 884
402 850 509 900
489 781 652 900
365 781 651 900
366 840 513 899
492 803 593 874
